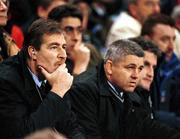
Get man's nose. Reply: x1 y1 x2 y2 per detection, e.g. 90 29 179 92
131 69 139 79
0 1 8 10
58 48 67 60
72 29 81 40
147 67 154 78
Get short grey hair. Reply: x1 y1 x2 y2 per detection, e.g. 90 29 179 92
104 39 144 63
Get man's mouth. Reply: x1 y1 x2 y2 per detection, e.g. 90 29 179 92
129 82 137 87
143 78 152 83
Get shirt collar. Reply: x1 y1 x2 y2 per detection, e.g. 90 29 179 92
27 67 45 88
107 81 124 102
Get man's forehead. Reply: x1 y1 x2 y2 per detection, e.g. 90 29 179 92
117 54 144 64
144 51 157 64
42 33 64 42
138 0 160 3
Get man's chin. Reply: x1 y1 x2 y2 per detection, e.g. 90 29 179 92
124 88 135 93
141 85 150 91
0 21 7 26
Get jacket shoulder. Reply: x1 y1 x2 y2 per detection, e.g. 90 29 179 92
0 55 22 83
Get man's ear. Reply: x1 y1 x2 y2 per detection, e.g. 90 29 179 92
28 46 37 60
104 60 113 78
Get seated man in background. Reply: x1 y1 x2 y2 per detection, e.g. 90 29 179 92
48 4 102 75
130 36 161 119
0 19 84 139
141 14 180 128
69 39 180 139
106 0 160 46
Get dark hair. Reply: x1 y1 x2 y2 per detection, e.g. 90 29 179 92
129 36 161 58
104 39 144 63
8 0 32 25
34 0 67 10
48 4 83 23
23 18 62 58
141 13 175 36
34 0 53 10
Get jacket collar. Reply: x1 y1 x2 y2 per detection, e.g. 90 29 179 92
17 51 43 105
97 61 142 106
97 61 112 96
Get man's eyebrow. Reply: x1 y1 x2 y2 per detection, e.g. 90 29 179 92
47 42 61 47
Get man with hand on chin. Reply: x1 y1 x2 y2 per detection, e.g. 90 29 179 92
0 18 84 139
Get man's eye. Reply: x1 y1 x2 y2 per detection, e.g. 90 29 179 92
62 45 66 49
50 46 58 49
77 27 83 33
64 27 73 33
139 66 144 72
127 66 134 70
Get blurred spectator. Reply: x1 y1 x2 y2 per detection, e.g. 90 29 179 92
171 5 180 31
5 0 32 49
0 0 19 62
34 0 68 19
106 0 160 46
24 129 67 139
171 5 180 59
49 4 102 75
130 36 161 119
141 13 180 128
73 0 120 51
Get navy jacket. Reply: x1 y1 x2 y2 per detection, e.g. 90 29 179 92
69 61 180 139
0 51 84 139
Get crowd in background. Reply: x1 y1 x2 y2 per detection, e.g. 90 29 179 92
1 0 180 138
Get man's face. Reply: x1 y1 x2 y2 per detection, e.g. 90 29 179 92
0 0 9 26
138 51 157 91
38 0 67 19
60 17 83 58
34 33 67 73
106 55 144 92
46 0 67 17
150 24 176 59
135 0 160 23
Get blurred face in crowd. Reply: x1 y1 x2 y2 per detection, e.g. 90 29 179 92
25 129 67 139
38 0 67 19
60 17 83 58
150 24 176 60
105 55 144 92
0 0 9 26
28 33 67 74
138 51 157 91
130 0 160 23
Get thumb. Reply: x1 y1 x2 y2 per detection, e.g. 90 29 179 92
38 66 50 79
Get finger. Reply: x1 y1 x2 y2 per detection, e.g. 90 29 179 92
38 66 50 78
81 46 90 53
71 75 74 82
56 64 69 74
57 63 66 70
74 41 83 50
63 67 68 73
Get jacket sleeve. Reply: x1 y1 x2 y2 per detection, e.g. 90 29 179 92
141 117 180 139
0 78 84 139
69 82 102 139
124 104 180 139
